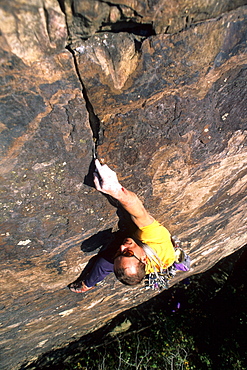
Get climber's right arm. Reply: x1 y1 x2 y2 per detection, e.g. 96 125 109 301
93 159 154 228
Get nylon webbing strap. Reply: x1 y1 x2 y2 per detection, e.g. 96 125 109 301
142 244 164 272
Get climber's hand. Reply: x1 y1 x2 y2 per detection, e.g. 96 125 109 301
94 159 122 198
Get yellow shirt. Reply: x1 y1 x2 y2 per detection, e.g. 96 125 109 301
135 220 176 274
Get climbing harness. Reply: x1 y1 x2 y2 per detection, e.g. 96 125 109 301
144 236 191 291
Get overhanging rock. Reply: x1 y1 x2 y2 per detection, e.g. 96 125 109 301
0 2 246 370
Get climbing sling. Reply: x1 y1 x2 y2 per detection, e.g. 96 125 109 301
143 237 191 291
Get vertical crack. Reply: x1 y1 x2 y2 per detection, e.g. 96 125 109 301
42 3 51 44
66 45 104 156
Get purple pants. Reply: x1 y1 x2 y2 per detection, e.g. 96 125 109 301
84 256 114 287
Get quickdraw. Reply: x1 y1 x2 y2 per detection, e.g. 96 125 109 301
144 264 177 291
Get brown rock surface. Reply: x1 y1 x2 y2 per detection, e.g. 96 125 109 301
0 0 67 64
66 0 247 41
0 1 246 370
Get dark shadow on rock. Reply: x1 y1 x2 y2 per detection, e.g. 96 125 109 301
116 205 138 235
80 228 114 253
83 157 96 188
80 206 138 255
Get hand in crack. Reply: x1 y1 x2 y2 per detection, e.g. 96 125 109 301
93 159 123 198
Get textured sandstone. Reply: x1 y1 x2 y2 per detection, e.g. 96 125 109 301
0 0 67 64
66 0 247 42
0 1 246 370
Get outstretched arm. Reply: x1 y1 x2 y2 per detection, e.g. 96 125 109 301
94 159 154 228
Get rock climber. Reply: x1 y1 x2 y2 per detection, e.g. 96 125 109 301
68 159 176 293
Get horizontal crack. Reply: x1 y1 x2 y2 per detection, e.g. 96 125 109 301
97 20 156 38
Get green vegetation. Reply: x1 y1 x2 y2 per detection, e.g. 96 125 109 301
62 299 246 370
65 326 194 370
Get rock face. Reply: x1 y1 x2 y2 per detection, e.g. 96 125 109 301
66 0 247 40
0 1 246 370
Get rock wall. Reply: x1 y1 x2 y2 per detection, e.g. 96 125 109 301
0 1 246 369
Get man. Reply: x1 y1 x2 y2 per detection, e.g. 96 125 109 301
69 159 176 293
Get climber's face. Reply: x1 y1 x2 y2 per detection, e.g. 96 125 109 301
114 238 147 272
